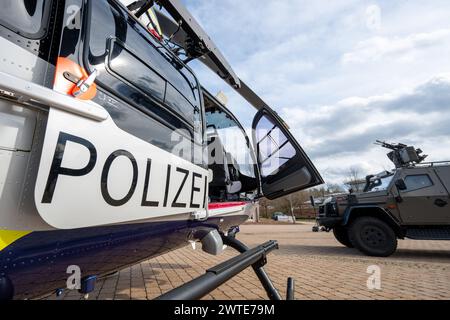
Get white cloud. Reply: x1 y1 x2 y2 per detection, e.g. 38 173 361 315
342 28 450 64
365 4 382 32
182 0 450 185
282 76 450 183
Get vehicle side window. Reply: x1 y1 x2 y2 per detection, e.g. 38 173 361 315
404 174 433 191
0 0 51 39
255 115 296 177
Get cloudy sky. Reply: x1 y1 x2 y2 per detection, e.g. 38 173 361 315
183 0 450 185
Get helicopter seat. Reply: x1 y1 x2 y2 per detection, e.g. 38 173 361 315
206 128 242 196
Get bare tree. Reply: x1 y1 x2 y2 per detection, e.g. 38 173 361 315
258 185 351 224
348 166 360 181
326 183 345 194
344 166 364 192
285 191 310 224
286 194 297 224
259 198 269 219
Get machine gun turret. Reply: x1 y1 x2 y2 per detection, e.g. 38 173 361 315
375 140 428 168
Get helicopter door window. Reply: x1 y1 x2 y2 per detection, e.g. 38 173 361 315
205 102 258 199
85 0 202 164
251 108 323 199
108 41 166 102
205 109 257 180
165 84 196 123
0 0 51 39
255 115 296 177
87 0 199 126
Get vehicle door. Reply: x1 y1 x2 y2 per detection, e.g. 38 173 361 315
395 168 449 225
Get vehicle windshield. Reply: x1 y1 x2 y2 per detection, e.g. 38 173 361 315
366 174 394 192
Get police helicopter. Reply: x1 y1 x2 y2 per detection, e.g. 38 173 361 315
0 0 323 300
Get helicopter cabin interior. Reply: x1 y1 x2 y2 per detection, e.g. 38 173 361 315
202 91 259 202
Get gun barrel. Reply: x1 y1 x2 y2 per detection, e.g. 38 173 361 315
376 140 397 150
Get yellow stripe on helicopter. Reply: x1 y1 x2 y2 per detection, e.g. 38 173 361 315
0 230 31 251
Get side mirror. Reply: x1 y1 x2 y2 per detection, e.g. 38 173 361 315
395 179 407 191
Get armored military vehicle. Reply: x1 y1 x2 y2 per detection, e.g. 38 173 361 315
317 141 450 257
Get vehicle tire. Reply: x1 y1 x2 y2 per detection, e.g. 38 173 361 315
332 226 353 248
349 217 397 257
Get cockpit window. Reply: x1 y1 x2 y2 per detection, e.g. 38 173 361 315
206 108 256 179
0 0 51 39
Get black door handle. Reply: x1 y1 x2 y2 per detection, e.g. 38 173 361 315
434 199 448 207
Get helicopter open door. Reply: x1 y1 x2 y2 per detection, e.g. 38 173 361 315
252 108 323 200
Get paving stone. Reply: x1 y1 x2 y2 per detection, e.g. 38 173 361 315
46 224 449 300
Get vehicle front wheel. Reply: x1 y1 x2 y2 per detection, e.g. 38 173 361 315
349 217 397 257
333 226 353 248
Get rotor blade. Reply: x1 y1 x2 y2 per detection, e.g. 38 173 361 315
155 9 272 111
200 55 271 111
235 79 272 111
154 9 189 48
154 0 240 88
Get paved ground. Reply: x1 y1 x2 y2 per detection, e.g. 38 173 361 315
51 223 450 300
